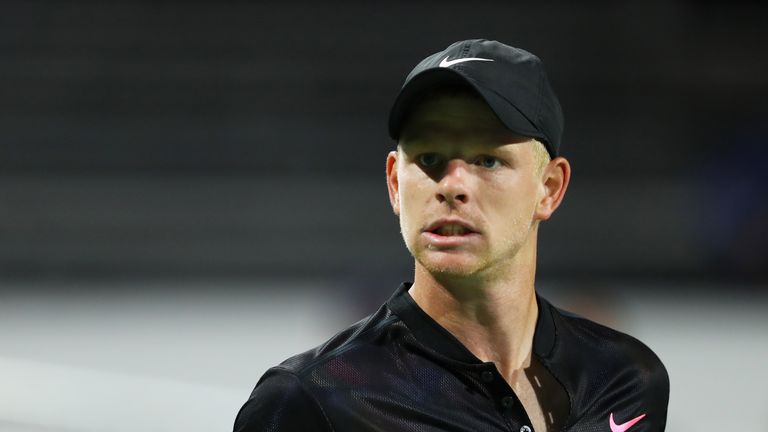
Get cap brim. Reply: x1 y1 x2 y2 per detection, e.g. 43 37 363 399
388 68 546 145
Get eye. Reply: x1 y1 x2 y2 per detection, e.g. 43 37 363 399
417 153 441 167
476 156 501 169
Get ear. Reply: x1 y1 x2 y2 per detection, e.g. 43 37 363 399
534 156 571 221
386 150 400 216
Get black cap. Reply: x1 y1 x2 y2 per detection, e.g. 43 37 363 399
388 39 563 158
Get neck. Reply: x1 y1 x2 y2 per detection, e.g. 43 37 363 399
408 241 539 376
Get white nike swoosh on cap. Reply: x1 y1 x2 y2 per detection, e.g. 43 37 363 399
439 56 494 68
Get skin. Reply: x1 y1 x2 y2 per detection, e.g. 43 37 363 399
385 92 571 431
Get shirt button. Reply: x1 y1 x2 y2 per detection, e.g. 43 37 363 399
520 426 532 432
501 396 515 408
481 371 494 382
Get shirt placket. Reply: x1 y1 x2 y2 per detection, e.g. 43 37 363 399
473 364 536 432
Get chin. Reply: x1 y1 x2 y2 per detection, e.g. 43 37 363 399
415 251 486 278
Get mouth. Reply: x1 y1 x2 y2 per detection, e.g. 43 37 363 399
424 219 479 237
422 220 481 248
429 224 475 236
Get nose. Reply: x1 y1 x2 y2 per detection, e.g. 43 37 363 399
436 159 470 206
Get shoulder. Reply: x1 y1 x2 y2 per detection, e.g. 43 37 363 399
269 303 401 386
544 301 670 429
233 368 331 432
234 304 399 431
554 304 668 379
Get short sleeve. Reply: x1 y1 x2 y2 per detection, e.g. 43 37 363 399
589 345 670 432
626 356 670 432
233 368 333 432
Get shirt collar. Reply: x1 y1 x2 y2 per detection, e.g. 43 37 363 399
385 281 557 363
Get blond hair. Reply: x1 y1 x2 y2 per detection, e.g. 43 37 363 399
531 139 551 178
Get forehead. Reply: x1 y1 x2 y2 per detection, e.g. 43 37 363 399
399 90 531 150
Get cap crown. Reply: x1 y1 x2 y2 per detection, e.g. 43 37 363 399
389 39 563 158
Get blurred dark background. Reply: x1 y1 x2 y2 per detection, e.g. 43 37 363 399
1 0 766 285
2 3 767 431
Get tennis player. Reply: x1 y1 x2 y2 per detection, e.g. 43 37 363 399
234 39 669 432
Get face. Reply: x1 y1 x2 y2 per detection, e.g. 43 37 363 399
386 92 557 282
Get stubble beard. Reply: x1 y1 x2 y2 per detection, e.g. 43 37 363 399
405 231 494 281
405 226 532 285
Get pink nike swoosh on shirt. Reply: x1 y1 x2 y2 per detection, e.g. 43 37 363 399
609 412 646 432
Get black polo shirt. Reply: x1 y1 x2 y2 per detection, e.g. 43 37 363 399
234 282 669 432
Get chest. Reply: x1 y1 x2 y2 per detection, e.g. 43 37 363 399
313 360 549 432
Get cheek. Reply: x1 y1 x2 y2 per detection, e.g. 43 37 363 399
397 175 428 235
398 167 431 204
485 183 538 234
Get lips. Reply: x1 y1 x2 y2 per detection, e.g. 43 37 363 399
434 225 471 236
422 220 481 247
424 219 479 236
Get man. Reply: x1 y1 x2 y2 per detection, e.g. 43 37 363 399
234 39 669 432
